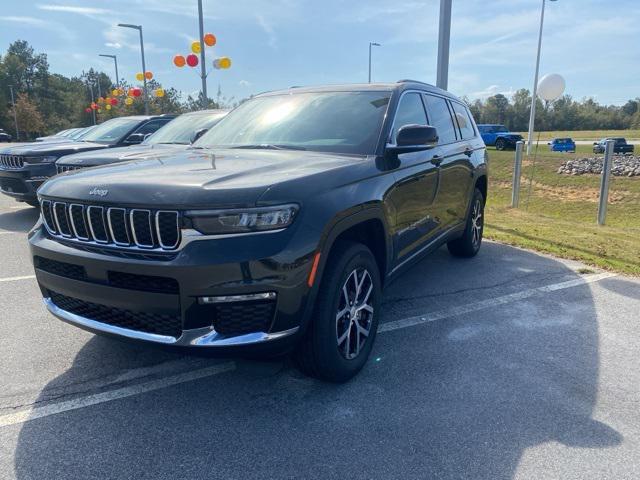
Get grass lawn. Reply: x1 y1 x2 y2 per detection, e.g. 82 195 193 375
516 129 640 141
484 144 640 276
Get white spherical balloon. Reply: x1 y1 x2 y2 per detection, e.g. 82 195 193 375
537 73 566 101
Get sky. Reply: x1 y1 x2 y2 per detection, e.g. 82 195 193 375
1 0 639 105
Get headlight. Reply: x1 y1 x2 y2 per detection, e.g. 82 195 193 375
24 156 57 165
187 204 298 235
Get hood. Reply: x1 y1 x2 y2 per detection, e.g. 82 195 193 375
39 148 366 208
57 143 183 167
0 140 109 158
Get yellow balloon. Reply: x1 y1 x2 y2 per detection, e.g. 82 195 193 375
125 97 133 106
191 41 202 54
105 104 112 110
112 89 119 97
118 88 125 96
136 72 144 81
155 88 165 98
219 57 231 69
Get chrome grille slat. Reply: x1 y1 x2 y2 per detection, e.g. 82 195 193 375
0 155 25 170
39 199 180 251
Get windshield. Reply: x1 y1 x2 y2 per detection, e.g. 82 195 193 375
146 112 227 145
195 91 391 155
79 117 142 145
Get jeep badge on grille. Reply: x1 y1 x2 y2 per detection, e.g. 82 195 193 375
89 187 108 197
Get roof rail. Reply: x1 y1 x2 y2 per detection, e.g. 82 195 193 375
397 79 436 87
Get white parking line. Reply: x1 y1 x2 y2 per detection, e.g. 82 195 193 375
0 271 616 428
0 275 35 283
0 362 235 428
0 231 22 235
379 272 616 333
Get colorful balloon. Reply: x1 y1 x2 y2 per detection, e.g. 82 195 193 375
118 88 125 96
85 107 92 113
136 72 144 81
111 98 118 106
213 58 221 69
105 104 112 111
186 54 199 67
219 57 231 69
91 102 97 110
191 41 202 54
203 33 216 47
97 108 102 114
112 89 119 97
145 71 153 80
125 97 133 106
128 88 134 97
155 88 165 98
132 87 142 97
97 97 104 104
173 55 186 67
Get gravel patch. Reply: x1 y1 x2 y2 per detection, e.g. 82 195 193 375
558 155 640 177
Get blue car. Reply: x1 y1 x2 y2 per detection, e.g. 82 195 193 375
477 124 523 150
548 138 576 153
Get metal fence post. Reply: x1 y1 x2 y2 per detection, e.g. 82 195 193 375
597 139 615 225
512 141 524 208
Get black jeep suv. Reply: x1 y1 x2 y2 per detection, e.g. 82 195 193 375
0 115 174 206
29 81 487 382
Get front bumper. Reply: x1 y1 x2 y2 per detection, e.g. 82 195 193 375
0 164 55 202
29 221 320 353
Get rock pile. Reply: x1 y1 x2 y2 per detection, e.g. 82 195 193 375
557 155 640 177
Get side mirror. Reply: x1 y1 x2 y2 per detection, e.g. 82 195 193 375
396 124 438 148
593 142 598 145
125 133 146 145
191 128 209 144
143 133 153 142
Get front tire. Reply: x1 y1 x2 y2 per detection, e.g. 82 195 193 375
295 241 381 382
447 188 484 258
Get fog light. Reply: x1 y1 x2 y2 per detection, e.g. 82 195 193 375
198 292 277 304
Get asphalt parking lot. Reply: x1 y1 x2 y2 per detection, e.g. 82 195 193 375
0 193 639 480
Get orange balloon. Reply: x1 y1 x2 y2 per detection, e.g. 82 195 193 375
145 71 153 80
203 33 216 47
173 54 186 67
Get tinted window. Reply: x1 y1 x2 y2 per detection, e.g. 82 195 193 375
134 119 171 136
423 94 457 144
451 101 475 140
392 93 428 143
80 117 143 145
147 112 227 145
197 91 391 155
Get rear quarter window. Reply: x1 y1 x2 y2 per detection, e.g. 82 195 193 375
450 101 476 141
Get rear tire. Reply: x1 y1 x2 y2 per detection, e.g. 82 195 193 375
295 241 381 383
447 188 484 258
495 138 506 151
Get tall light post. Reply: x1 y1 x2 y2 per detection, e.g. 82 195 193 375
118 23 149 114
99 53 119 89
87 82 96 125
526 0 558 154
8 85 19 140
197 0 208 107
368 42 381 83
436 0 452 90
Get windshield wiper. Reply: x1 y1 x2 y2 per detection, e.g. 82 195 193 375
230 144 307 151
155 142 188 145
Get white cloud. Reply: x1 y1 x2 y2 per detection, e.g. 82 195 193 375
239 80 251 87
105 42 122 49
1 16 47 26
37 4 111 15
256 14 277 49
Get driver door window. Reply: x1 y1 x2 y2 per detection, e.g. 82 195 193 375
392 93 428 144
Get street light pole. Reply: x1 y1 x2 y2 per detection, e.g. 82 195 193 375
88 83 96 125
368 42 380 83
436 0 452 90
8 85 19 141
526 0 557 154
99 54 119 89
197 0 208 107
118 23 149 114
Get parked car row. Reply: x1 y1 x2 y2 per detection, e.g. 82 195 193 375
13 80 488 382
0 112 230 206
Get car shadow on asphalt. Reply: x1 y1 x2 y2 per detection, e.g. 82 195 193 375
0 206 39 233
13 243 623 479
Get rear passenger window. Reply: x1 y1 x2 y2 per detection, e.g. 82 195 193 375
134 119 171 136
451 101 476 140
392 93 428 143
423 94 457 144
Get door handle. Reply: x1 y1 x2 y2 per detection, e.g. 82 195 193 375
463 146 473 157
430 155 443 166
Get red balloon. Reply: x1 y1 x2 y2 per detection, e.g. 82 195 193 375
111 97 119 106
85 107 92 113
132 87 142 98
186 54 199 67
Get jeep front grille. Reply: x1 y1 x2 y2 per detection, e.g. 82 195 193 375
56 164 84 174
0 155 24 169
40 199 181 251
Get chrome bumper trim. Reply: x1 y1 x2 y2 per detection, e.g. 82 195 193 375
44 297 299 347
